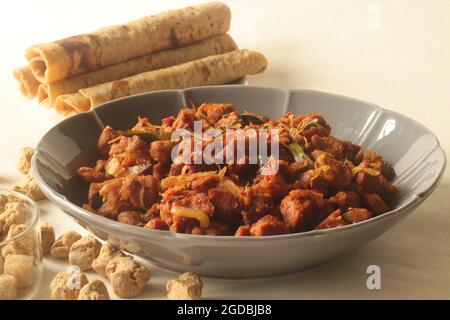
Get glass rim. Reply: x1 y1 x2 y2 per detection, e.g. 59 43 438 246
0 189 40 246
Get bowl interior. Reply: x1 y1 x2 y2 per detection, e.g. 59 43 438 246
34 86 446 224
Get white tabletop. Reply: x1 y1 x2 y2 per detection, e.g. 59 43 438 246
0 0 449 299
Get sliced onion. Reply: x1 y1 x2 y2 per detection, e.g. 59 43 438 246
218 166 227 179
161 171 217 190
352 167 381 176
128 164 150 175
181 165 189 175
171 206 210 228
298 117 320 132
287 143 313 163
105 158 125 177
99 179 123 199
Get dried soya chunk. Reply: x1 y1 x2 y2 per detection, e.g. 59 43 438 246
78 279 110 300
92 242 126 276
1 224 35 257
3 254 37 288
106 256 150 298
0 202 27 235
13 173 46 201
68 235 101 271
13 147 46 201
41 222 55 254
0 274 18 300
0 194 8 211
50 271 89 300
166 272 203 300
51 231 82 259
17 147 35 175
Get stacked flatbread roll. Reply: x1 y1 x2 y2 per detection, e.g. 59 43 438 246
13 2 268 117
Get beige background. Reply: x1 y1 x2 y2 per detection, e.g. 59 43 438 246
0 0 449 299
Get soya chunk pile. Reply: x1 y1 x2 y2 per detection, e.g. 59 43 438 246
48 231 152 299
12 147 46 201
47 231 203 300
0 196 40 300
1 194 203 300
2 147 203 300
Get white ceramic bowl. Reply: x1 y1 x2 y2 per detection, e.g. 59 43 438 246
32 86 446 278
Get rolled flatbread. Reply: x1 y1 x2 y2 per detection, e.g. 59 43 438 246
37 84 50 107
26 2 231 83
54 50 267 115
55 93 90 116
13 66 41 99
42 34 237 107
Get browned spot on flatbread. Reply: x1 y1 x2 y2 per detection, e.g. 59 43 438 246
56 35 94 75
169 28 180 48
87 34 102 69
56 35 85 54
201 65 211 82
111 80 130 98
79 53 91 72
88 34 101 47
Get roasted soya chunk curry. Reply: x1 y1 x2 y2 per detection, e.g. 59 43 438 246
77 103 398 236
